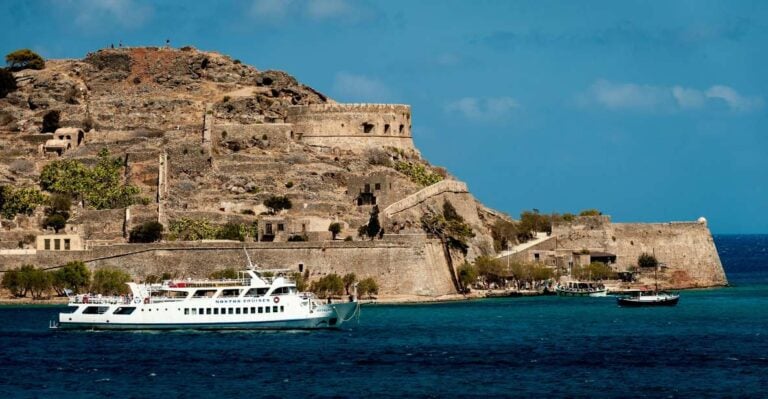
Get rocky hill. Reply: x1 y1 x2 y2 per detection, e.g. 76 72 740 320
0 47 499 266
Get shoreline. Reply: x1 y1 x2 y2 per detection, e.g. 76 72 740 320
0 285 733 307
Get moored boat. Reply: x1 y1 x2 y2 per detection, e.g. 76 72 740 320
51 267 359 330
617 291 679 307
556 281 607 297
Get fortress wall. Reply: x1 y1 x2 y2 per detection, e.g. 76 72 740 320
71 209 125 241
286 104 414 153
550 218 726 288
0 240 457 296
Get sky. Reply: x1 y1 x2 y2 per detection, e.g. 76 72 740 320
1 0 766 233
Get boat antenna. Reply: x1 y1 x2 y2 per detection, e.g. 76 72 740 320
243 247 255 269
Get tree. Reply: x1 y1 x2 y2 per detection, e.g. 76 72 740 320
0 68 17 98
357 277 379 299
328 222 342 240
287 234 307 241
573 262 615 281
579 209 602 216
366 205 381 239
0 186 46 219
1 268 24 297
5 49 45 71
292 270 309 292
91 268 131 295
475 256 507 284
457 262 478 291
638 253 659 268
263 195 292 214
309 274 344 298
39 149 141 209
42 110 60 133
56 261 91 294
43 213 66 233
491 219 518 251
26 267 51 299
129 221 164 243
342 273 357 295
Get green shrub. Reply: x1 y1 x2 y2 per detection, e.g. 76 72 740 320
457 262 477 290
393 161 443 187
342 273 357 295
579 209 602 216
0 68 17 98
491 219 518 251
91 268 131 295
344 236 353 241
365 205 381 239
216 222 246 241
5 49 45 71
287 234 307 242
1 268 24 297
285 181 294 189
129 221 164 243
638 253 658 268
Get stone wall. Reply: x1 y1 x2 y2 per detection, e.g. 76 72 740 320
549 217 727 288
286 104 414 153
0 239 456 296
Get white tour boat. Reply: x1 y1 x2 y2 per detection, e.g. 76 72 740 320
51 267 360 330
556 281 608 297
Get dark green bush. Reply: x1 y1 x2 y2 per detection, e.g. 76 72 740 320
0 68 17 98
5 49 45 71
42 110 60 133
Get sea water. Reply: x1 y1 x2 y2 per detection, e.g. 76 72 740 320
1 235 767 398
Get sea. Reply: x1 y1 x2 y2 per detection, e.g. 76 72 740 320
0 234 766 398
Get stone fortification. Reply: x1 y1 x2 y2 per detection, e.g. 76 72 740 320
0 240 456 296
550 216 727 288
286 104 415 153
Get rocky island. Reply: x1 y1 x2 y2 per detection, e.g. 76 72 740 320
0 47 727 301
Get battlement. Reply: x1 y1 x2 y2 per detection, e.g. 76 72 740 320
285 103 414 153
287 103 411 115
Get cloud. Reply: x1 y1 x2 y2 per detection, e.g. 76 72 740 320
249 0 370 23
333 72 392 102
705 85 765 112
579 80 764 113
445 97 519 120
56 0 154 28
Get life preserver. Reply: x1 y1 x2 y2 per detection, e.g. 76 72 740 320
273 296 280 304
134 298 141 304
143 297 150 304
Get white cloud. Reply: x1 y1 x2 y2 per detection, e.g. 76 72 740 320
333 72 392 102
58 0 153 28
250 0 367 22
580 80 764 113
446 97 519 120
706 85 765 112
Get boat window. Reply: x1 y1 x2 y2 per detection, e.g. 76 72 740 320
273 306 278 313
220 289 241 297
198 308 204 315
191 308 197 315
206 308 212 315
266 307 271 313
243 307 248 314
280 306 284 312
214 308 219 315
193 289 217 298
82 306 109 314
113 307 136 315
271 287 296 295
244 288 269 297
251 307 256 313
228 308 234 314
258 307 263 314
236 308 241 314
184 308 189 315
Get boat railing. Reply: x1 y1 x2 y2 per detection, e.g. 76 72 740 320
69 295 133 305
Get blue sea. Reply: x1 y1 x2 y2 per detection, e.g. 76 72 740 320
1 235 767 398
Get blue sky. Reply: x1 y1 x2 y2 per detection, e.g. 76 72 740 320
2 0 766 233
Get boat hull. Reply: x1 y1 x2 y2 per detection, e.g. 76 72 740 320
56 302 360 330
617 296 679 307
556 289 607 297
